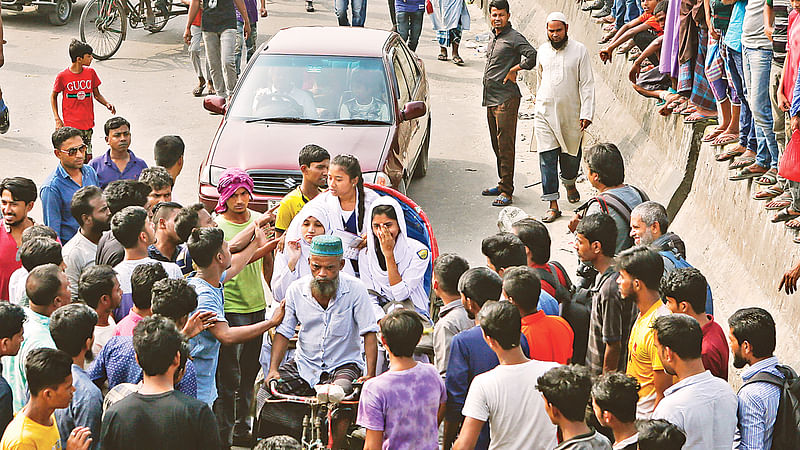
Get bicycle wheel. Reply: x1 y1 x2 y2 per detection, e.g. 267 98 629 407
80 0 127 60
147 0 171 33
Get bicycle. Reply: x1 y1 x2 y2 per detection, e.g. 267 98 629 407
78 0 189 60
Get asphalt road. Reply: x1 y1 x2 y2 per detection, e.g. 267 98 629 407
0 0 582 270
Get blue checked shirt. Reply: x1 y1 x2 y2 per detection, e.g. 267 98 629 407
735 356 783 450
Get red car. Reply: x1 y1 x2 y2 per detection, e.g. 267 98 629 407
198 26 431 212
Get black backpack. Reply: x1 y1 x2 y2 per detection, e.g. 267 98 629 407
741 365 800 449
531 261 574 304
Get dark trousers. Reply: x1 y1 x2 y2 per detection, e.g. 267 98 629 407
633 30 659 66
396 11 424 51
487 96 521 195
214 309 265 447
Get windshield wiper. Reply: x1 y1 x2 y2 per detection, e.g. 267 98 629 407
310 118 391 126
245 117 323 124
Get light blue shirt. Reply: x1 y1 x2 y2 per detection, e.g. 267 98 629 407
724 0 748 53
277 273 379 387
790 61 800 117
538 291 559 316
55 365 103 450
0 308 55 412
735 356 783 450
188 272 228 406
40 163 99 243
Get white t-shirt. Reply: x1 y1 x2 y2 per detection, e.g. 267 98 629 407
8 267 28 307
462 359 560 450
113 258 182 320
93 317 116 357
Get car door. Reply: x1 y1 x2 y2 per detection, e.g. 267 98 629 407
390 46 414 181
396 42 428 176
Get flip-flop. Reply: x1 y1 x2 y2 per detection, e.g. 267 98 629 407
684 112 717 123
452 56 465 66
482 187 501 196
786 218 800 230
729 156 756 170
729 165 768 181
192 84 205 97
566 186 581 204
753 185 784 200
542 208 562 223
712 134 739 146
772 208 800 223
754 169 778 186
702 128 725 142
766 193 792 210
437 54 449 61
716 146 744 162
492 194 512 207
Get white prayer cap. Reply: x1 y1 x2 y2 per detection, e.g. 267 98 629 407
546 11 568 25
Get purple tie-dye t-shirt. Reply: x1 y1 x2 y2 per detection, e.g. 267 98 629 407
356 362 446 450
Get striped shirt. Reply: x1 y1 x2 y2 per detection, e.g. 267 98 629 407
769 0 791 64
735 356 783 449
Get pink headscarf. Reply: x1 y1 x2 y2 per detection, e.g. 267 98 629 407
215 168 255 213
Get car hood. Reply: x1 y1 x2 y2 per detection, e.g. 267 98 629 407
209 119 392 172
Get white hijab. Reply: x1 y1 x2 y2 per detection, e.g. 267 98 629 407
308 186 380 236
283 202 333 264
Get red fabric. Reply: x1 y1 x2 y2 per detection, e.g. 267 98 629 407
779 130 800 182
53 67 101 130
0 222 21 301
192 8 202 27
114 310 144 337
642 12 664 35
701 316 729 380
784 11 800 102
529 262 568 298
520 311 574 364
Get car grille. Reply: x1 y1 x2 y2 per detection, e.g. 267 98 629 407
248 170 304 197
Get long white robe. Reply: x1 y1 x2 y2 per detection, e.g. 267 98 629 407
533 39 596 157
430 0 470 32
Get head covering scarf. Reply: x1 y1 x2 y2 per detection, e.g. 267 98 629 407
284 203 333 262
363 196 412 290
215 168 254 213
546 11 568 25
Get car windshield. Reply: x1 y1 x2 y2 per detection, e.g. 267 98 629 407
229 54 394 124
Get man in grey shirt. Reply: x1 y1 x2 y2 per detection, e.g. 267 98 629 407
481 0 536 208
431 254 473 375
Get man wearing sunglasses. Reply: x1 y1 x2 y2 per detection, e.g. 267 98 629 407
40 127 99 243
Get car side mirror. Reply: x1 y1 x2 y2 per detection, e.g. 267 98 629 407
401 101 426 121
203 96 227 115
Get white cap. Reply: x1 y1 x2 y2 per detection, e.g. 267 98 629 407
546 11 568 25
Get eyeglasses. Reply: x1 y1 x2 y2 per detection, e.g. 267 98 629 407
59 144 88 156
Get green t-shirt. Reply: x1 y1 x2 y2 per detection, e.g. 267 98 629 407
214 211 266 313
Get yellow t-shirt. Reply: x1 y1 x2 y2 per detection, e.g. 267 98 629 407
275 187 320 232
626 300 669 402
1 412 62 450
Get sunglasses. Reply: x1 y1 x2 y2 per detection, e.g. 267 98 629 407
59 144 88 156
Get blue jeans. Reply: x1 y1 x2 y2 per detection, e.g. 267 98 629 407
725 46 757 152
614 0 641 30
396 10 423 51
539 147 581 202
235 21 257 76
743 47 779 169
335 0 367 26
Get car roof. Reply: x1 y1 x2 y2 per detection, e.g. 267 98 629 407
263 26 393 57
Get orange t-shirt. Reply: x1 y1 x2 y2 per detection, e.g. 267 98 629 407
641 12 664 35
520 311 574 364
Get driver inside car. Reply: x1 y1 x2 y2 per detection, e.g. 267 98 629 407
339 69 390 122
266 235 378 449
252 66 318 118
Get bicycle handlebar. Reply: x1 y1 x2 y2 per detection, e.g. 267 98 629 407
268 379 320 405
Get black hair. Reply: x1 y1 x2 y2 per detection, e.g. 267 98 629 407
111 206 149 249
139 166 174 191
660 268 707 314
331 154 366 231
175 203 207 243
576 213 618 258
433 254 470 296
104 180 151 215
637 419 686 450
78 265 117 309
1 177 37 204
132 315 185 376
0 303 26 340
380 309 423 357
131 263 169 310
151 201 182 226
22 225 58 243
728 307 776 358
150 278 198 323
69 39 93 61
654 0 668 14
371 204 399 271
154 135 185 169
511 218 550 264
52 126 83 150
70 185 104 226
25 347 73 396
299 144 331 167
536 365 593 422
502 266 542 314
20 237 63 271
477 300 520 350
652 314 702 359
458 267 502 307
26 264 65 307
481 232 527 271
615 245 664 290
49 303 98 358
584 143 625 187
187 227 225 268
103 116 131 137
489 0 510 12
591 372 640 423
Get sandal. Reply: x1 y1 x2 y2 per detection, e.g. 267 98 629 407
729 164 768 181
542 208 562 223
192 83 205 97
766 193 792 210
772 208 800 223
684 112 717 123
492 194 512 207
672 102 690 115
306 1 314 11
753 185 785 200
680 107 697 116
729 156 756 170
754 168 778 186
702 127 725 142
786 218 800 230
566 186 581 204
452 56 465 66
712 133 739 146
482 186 501 196
437 54 449 61
793 233 800 244
715 145 745 162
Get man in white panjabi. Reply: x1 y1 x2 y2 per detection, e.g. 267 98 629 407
534 11 595 224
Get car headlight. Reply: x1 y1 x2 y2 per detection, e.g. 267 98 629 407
362 171 390 187
200 164 227 186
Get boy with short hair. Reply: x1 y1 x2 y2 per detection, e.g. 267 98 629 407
0 347 92 449
275 144 330 236
77 265 121 356
636 419 686 450
50 39 116 162
591 372 640 449
153 136 185 182
537 365 612 449
356 309 446 449
0 302 26 433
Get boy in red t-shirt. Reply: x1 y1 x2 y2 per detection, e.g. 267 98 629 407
50 39 116 163
599 0 663 63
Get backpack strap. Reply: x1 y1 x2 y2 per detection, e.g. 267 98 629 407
741 371 785 391
547 261 574 292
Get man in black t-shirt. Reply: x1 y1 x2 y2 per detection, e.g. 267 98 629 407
99 315 220 450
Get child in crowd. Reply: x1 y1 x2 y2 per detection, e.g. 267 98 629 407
274 144 330 237
636 419 686 450
599 0 663 64
591 372 641 449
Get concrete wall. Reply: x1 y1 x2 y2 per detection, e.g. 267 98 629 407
501 0 800 368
